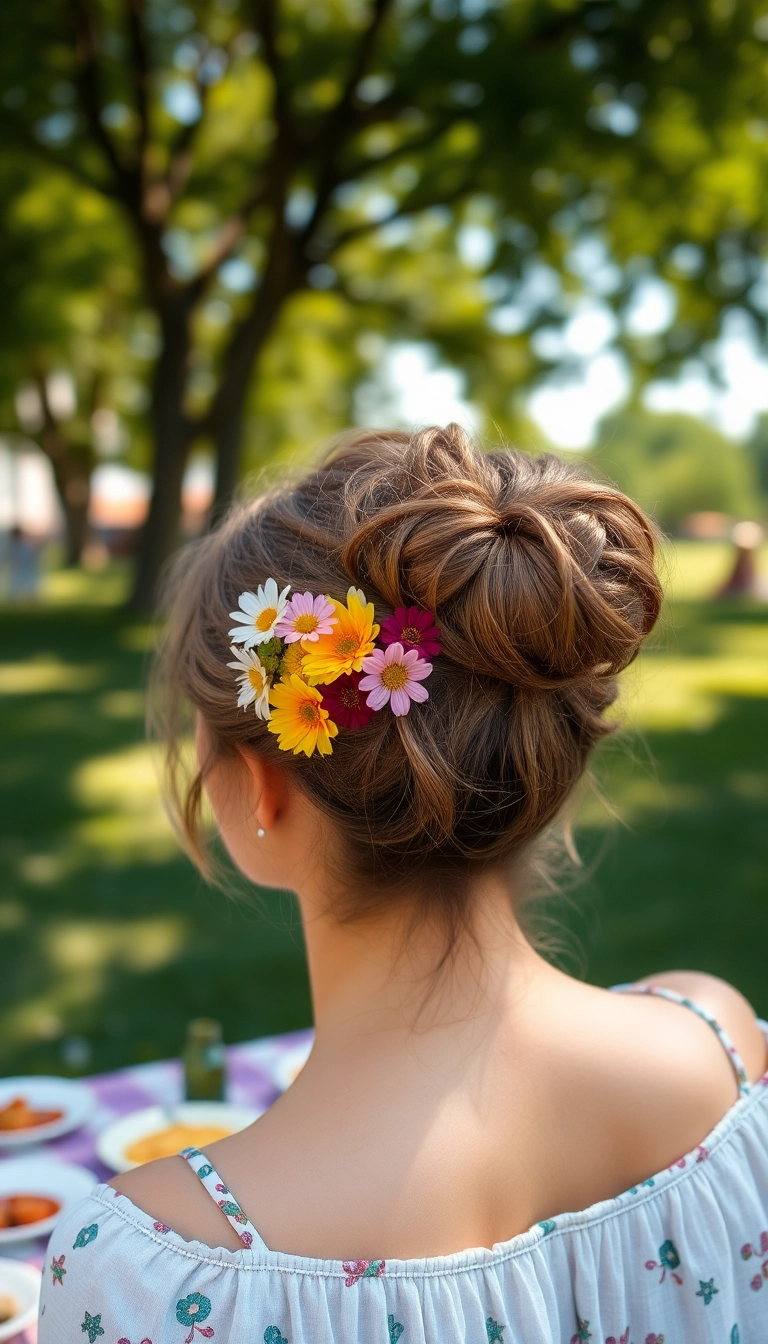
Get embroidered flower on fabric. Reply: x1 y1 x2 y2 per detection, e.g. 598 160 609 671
644 1335 665 1344
538 1219 556 1235
153 1222 170 1233
117 1338 153 1343
217 1199 247 1225
695 1278 719 1306
570 1321 592 1344
196 1165 214 1180
240 1230 253 1248
263 1329 288 1344
176 1292 214 1342
81 1311 105 1342
73 1223 98 1248
379 606 441 658
645 1239 682 1285
486 1320 504 1342
342 1259 385 1286
741 1231 768 1260
388 1315 404 1344
50 1254 66 1286
604 1333 629 1344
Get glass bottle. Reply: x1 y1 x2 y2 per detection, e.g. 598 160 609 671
183 1018 226 1101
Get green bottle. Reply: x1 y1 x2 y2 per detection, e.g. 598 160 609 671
183 1019 226 1101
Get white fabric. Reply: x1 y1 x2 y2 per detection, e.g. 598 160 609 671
39 1014 768 1344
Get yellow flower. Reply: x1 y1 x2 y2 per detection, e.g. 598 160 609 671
301 591 379 685
280 642 307 678
268 675 339 757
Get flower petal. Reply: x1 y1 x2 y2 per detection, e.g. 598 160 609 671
390 688 412 716
406 681 429 702
406 660 432 681
237 591 260 615
365 685 390 710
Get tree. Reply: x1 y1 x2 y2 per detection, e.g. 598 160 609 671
4 0 768 602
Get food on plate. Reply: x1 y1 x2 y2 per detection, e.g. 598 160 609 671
125 1123 233 1165
0 1096 64 1131
0 1294 20 1325
0 1195 61 1228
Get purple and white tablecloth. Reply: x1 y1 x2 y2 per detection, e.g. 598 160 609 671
0 1027 314 1342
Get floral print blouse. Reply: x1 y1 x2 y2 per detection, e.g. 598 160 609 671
38 987 768 1343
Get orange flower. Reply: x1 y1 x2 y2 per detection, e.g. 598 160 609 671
301 590 379 685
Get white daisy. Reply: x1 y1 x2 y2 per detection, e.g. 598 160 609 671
229 579 290 647
227 646 272 719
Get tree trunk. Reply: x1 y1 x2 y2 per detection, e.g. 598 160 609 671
129 300 193 610
210 246 301 519
37 413 94 568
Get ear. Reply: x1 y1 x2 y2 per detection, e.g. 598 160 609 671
236 747 286 833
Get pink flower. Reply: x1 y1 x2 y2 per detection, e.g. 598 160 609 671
359 642 432 716
275 591 336 644
318 672 374 729
379 605 441 657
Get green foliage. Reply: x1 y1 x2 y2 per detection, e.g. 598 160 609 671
585 410 762 531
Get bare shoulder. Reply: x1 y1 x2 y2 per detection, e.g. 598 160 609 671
635 969 767 1083
109 1157 243 1251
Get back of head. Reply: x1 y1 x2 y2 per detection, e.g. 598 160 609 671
155 424 663 931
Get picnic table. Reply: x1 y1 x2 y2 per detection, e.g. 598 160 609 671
0 1027 314 1343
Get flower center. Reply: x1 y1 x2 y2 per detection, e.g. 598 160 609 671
299 700 321 725
256 606 278 631
188 1304 199 1316
335 635 357 657
294 613 319 634
340 686 360 709
381 663 409 691
248 666 265 690
401 625 421 644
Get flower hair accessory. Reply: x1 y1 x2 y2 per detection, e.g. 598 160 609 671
225 583 440 756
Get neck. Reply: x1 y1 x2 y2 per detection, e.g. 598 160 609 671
296 871 546 1050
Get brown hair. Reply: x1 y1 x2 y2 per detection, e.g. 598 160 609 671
153 424 662 936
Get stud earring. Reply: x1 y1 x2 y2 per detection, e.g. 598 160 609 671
257 827 265 838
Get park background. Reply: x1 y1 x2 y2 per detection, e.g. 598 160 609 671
1 0 767 1078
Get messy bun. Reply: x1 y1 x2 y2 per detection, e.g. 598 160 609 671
155 424 662 928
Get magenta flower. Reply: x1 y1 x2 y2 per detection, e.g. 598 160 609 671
379 605 441 657
275 591 336 644
359 642 432 716
319 671 374 729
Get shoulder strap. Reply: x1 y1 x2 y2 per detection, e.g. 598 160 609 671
179 1146 268 1250
611 982 751 1098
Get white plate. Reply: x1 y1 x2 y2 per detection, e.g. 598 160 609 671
270 1039 312 1094
0 1159 97 1247
0 1258 41 1342
0 1077 92 1148
96 1102 262 1174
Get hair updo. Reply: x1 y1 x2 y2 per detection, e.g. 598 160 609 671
155 424 663 931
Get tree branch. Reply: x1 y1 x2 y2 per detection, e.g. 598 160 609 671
302 0 396 238
125 0 151 169
186 178 270 300
326 174 476 254
0 110 117 199
68 0 139 209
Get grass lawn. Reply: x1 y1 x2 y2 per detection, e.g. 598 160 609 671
1 542 767 1077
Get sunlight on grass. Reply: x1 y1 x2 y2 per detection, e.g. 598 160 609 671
0 916 189 1051
42 560 132 607
0 658 105 695
71 743 177 860
665 540 768 601
621 649 768 732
